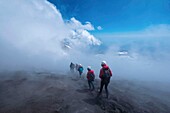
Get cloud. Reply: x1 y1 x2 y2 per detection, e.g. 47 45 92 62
69 29 101 46
94 24 170 82
96 24 170 60
65 17 101 48
67 17 95 31
0 0 100 71
0 0 67 56
97 26 103 30
143 24 170 37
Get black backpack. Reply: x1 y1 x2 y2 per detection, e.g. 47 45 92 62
103 68 110 78
89 73 95 81
102 68 111 83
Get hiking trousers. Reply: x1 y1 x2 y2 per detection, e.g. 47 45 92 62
79 71 82 77
99 80 109 98
88 80 94 90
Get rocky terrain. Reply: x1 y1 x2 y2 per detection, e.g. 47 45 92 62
0 71 170 113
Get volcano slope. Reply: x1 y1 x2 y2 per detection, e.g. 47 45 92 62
0 71 170 113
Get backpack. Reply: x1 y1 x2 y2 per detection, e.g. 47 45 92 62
79 67 83 72
89 73 94 81
103 68 110 78
102 68 111 83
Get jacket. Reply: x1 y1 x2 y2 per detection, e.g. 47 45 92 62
99 64 112 79
78 66 83 72
87 70 95 81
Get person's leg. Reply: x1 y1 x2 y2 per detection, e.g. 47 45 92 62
105 83 109 98
97 81 104 97
79 71 81 78
99 81 104 93
91 81 95 90
88 81 91 90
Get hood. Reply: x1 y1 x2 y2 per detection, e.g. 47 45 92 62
103 65 109 70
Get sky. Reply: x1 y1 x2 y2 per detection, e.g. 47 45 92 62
48 0 170 33
0 0 170 82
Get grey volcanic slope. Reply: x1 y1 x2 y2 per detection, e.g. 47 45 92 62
0 71 170 113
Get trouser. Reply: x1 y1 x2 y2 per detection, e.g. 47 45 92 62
99 80 109 98
88 80 94 90
79 71 82 77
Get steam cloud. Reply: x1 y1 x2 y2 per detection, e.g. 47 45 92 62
0 0 101 71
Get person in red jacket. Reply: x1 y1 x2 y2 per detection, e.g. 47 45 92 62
86 66 95 91
98 61 112 98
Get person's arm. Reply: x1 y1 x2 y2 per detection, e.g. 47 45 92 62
99 69 103 79
87 72 89 79
92 71 95 79
109 68 112 77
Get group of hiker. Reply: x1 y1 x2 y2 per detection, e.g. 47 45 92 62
70 62 84 77
69 61 112 98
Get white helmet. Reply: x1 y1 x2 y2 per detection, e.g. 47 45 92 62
79 64 82 66
101 61 107 65
87 66 91 70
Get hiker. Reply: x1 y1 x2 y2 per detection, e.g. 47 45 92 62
70 62 75 72
86 66 95 91
75 64 79 71
78 64 83 77
98 61 112 98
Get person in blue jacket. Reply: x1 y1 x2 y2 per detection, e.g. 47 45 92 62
78 64 83 78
